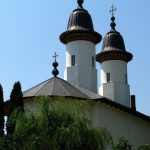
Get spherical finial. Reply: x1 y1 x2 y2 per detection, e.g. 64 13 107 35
77 0 84 8
52 68 59 77
110 16 116 31
52 61 58 67
52 52 59 77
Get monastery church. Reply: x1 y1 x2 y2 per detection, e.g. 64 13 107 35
6 0 150 149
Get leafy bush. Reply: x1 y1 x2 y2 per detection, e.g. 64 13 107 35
0 96 112 150
112 137 131 150
137 144 150 150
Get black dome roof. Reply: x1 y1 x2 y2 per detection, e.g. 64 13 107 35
60 1 101 44
67 7 94 31
102 30 126 52
96 16 133 63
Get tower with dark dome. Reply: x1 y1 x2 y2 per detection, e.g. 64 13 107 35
96 5 133 107
60 0 101 93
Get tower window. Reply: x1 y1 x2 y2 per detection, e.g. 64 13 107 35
106 73 110 82
125 73 128 84
71 55 75 66
92 56 94 67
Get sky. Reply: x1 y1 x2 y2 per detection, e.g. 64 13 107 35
0 0 150 115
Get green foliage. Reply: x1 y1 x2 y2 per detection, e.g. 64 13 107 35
112 137 131 150
0 84 4 136
137 144 150 150
9 81 24 114
7 81 24 135
1 96 112 150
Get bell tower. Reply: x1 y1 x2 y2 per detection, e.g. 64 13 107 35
96 5 133 107
60 0 102 93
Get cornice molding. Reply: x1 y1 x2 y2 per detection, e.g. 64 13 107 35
96 50 133 63
60 30 101 44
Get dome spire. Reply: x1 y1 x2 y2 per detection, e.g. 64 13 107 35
52 52 59 77
77 0 84 8
109 4 117 31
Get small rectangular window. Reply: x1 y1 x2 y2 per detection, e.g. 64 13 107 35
92 56 94 67
106 73 110 82
125 73 128 84
71 55 75 66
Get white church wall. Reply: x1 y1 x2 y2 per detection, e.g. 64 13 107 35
64 40 97 93
24 98 36 113
64 66 97 93
99 60 130 107
66 40 95 67
90 102 150 150
100 60 127 84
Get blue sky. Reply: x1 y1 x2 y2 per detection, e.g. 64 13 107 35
0 0 150 115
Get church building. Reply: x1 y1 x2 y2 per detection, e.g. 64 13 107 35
6 0 150 149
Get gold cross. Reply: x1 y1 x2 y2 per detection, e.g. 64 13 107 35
53 52 58 62
109 4 117 17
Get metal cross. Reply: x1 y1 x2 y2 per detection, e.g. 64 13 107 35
53 52 58 62
109 4 117 17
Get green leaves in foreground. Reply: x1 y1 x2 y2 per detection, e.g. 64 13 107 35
112 137 131 150
0 96 112 150
137 144 150 150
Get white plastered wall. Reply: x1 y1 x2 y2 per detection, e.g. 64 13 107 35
64 40 97 93
99 60 130 107
89 102 150 150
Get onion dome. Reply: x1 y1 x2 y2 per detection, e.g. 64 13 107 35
96 9 133 63
60 0 101 44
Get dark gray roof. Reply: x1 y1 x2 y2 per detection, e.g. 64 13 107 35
59 1 102 44
23 77 102 100
67 7 94 31
5 77 150 122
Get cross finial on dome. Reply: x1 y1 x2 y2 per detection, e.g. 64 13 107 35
109 4 117 17
53 52 58 62
77 0 84 8
109 4 117 31
52 52 59 77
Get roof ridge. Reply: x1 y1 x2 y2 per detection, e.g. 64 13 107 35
34 77 55 96
56 79 75 96
51 77 56 95
63 80 90 99
57 77 101 99
23 78 53 95
50 77 88 98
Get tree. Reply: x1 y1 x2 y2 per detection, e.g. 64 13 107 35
112 137 131 150
0 84 4 136
10 81 24 112
7 81 24 135
1 96 113 150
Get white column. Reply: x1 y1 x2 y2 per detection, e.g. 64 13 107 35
64 40 97 93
